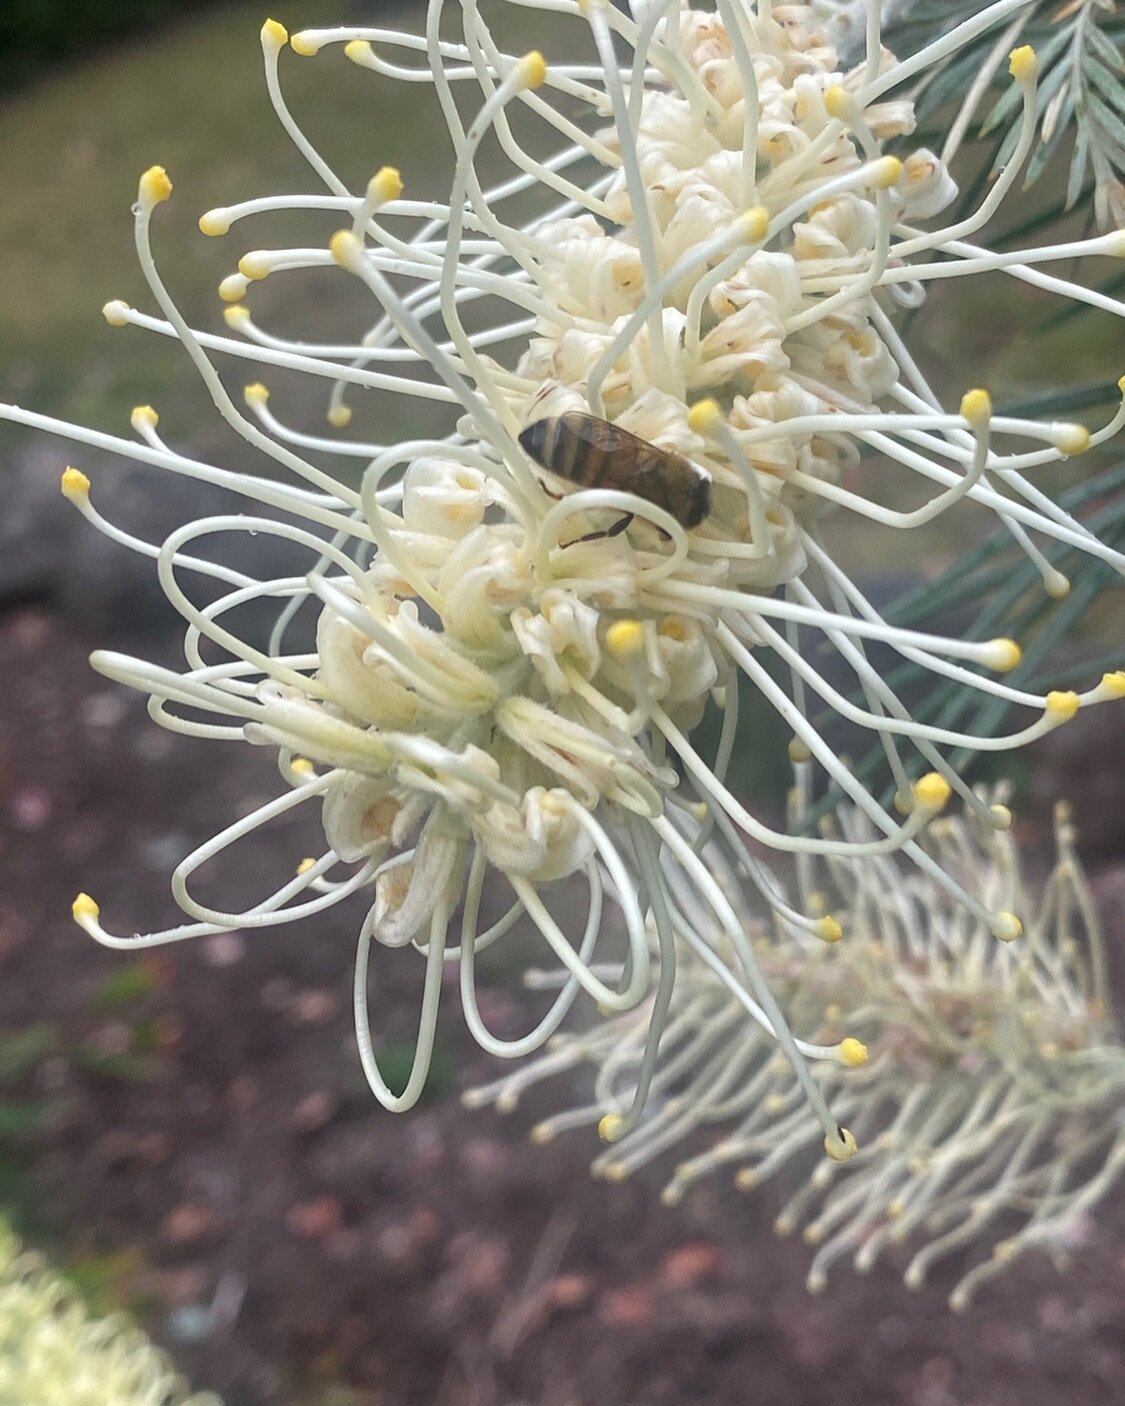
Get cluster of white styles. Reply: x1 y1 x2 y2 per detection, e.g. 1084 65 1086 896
0 1224 220 1405
2 0 1123 1303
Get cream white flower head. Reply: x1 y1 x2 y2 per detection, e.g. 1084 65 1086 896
3 1 1122 1158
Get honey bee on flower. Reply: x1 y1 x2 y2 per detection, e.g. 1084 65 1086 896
1 0 1121 1178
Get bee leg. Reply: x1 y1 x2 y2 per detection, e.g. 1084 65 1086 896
562 513 634 548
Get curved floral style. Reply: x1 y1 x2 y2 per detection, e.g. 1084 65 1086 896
1 0 1122 1161
468 795 1125 1309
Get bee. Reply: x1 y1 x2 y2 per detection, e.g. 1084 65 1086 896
518 412 711 531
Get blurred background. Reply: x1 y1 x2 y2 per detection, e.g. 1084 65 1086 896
0 3 1123 1404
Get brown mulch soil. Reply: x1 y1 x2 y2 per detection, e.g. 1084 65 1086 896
1 606 1123 1406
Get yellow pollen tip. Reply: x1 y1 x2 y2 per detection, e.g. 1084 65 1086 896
1101 670 1125 698
1117 373 1125 394
814 916 843 944
530 1122 555 1145
330 228 363 269
60 466 90 499
261 18 289 49
198 209 230 237
1008 44 1037 81
985 638 1021 673
740 206 770 243
345 39 374 66
598 1112 624 1144
243 382 270 406
102 300 131 327
993 911 1024 943
327 403 353 428
687 398 723 435
289 757 316 777
605 619 646 660
839 1038 868 1068
520 50 548 89
989 803 1013 831
218 275 247 303
689 801 708 822
130 404 158 432
1046 690 1080 722
824 1127 859 1162
871 155 902 190
788 737 812 764
1056 424 1090 456
290 31 320 56
238 252 271 281
296 857 316 875
960 388 991 425
824 85 854 121
1044 571 1070 599
369 166 403 205
912 772 951 813
223 304 252 329
72 892 100 924
138 165 172 205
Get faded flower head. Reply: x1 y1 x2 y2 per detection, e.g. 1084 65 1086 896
0 1224 221 1404
2 0 1122 1160
469 795 1125 1309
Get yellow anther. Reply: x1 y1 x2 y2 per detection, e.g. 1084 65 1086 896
687 398 723 435
296 857 316 875
912 772 951 813
130 405 158 433
330 228 364 269
238 252 271 281
520 50 548 89
368 166 403 205
261 18 289 50
992 911 1024 943
223 304 252 329
893 788 913 817
290 31 321 56
992 1237 1018 1263
687 801 708 823
345 39 374 66
72 893 100 925
984 638 1021 673
1043 571 1071 600
1056 424 1090 456
601 1162 629 1182
102 300 131 327
1045 690 1080 723
327 403 353 428
838 1037 868 1068
814 916 842 944
787 737 812 764
960 388 991 426
764 1092 788 1115
243 382 270 406
824 1127 859 1162
60 467 90 499
871 155 903 189
886 1198 905 1220
138 165 172 206
1008 44 1037 81
740 205 770 243
989 803 1013 831
735 1167 757 1190
823 85 854 121
290 757 316 777
218 274 247 303
198 208 230 237
1101 670 1125 698
1118 373 1125 394
530 1122 555 1145
598 1112 624 1144
605 619 646 661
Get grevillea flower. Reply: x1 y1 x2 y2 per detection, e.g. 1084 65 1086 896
1 1 1122 1157
468 795 1125 1309
0 1223 220 1404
